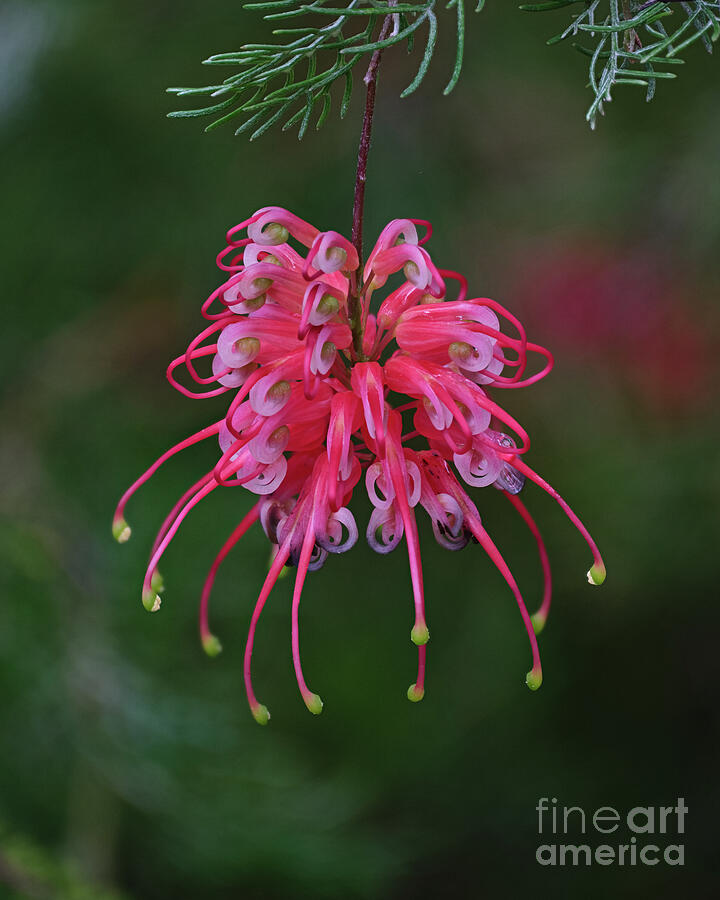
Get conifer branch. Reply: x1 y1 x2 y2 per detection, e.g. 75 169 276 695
520 1 720 127
168 0 475 139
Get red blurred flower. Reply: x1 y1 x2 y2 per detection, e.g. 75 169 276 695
512 239 716 415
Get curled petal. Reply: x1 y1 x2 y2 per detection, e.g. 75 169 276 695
243 456 288 495
308 325 340 376
212 353 254 389
243 241 306 271
453 446 502 488
364 218 419 280
491 434 526 494
260 498 296 543
248 420 291 464
247 207 318 248
287 539 328 572
249 373 293 416
365 461 394 510
298 281 343 339
395 303 499 373
369 244 431 291
367 505 404 554
496 462 526 495
217 312 302 368
404 459 422 508
307 545 328 572
430 494 469 551
306 231 359 277
463 353 505 386
223 263 306 313
317 507 358 554
216 324 261 368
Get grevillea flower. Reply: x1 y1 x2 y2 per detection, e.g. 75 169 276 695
114 207 605 723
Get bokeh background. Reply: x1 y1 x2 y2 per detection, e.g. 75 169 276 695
1 1 719 897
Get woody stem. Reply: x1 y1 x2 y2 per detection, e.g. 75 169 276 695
349 14 394 357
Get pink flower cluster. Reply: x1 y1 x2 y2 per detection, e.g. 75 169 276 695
114 207 605 723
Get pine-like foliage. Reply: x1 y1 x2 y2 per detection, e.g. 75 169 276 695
168 1 482 140
168 1 718 137
521 1 720 127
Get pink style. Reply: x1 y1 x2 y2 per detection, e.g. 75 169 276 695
113 206 605 724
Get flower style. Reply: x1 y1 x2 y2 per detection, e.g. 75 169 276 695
113 207 605 723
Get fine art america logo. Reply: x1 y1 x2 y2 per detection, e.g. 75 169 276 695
535 797 687 867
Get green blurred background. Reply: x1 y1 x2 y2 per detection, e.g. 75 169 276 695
1 1 719 897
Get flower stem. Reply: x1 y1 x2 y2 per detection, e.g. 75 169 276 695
349 14 394 357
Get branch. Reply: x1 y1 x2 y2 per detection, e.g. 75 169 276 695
520 1 720 127
168 0 479 139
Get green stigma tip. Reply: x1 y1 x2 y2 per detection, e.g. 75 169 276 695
112 518 131 543
142 590 162 613
202 634 223 657
531 612 547 635
587 562 606 586
411 623 430 646
251 704 270 726
407 683 425 703
304 693 324 716
526 669 543 691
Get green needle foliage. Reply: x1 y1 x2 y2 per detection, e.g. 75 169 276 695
168 0 483 140
520 1 720 127
169 1 717 137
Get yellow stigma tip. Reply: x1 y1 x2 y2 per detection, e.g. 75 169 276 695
407 684 425 703
587 562 606 586
526 669 543 692
142 590 162 613
113 519 131 543
411 623 430 646
202 634 223 658
251 704 270 726
304 693 324 716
